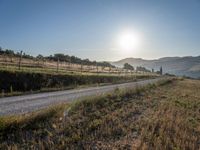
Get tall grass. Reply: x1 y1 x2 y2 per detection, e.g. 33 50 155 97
0 70 156 96
0 78 172 149
2 78 199 150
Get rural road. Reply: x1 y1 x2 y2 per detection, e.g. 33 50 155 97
0 77 165 116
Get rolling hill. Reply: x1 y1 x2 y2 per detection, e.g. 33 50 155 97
112 56 200 78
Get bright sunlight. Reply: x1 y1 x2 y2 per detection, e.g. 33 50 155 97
118 30 141 52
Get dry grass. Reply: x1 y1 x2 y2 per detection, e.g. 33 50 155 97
0 78 200 150
0 55 158 76
138 79 200 150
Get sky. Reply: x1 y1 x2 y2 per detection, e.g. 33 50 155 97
0 0 200 61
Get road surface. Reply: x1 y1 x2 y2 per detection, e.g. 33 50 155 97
0 77 165 116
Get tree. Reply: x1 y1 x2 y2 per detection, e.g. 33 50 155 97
54 53 66 61
36 54 44 59
123 63 134 70
160 66 163 75
136 66 150 72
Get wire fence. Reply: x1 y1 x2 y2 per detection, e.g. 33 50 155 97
0 54 155 76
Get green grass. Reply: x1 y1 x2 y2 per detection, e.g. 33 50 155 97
0 68 158 97
1 78 199 149
0 60 159 97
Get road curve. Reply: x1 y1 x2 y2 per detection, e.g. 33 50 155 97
0 77 165 116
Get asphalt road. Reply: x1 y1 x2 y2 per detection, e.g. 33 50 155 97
0 77 165 116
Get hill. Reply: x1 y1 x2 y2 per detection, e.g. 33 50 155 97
112 56 200 78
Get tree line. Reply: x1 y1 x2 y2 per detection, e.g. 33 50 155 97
44 53 115 68
0 47 115 68
123 62 163 74
123 63 151 72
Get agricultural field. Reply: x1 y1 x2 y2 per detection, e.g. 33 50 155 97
0 55 158 97
0 69 158 97
0 54 155 76
0 78 199 149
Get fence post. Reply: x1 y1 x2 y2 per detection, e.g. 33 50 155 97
69 57 71 69
1 89 4 97
4 54 8 69
57 58 59 73
96 63 98 73
10 85 13 95
43 58 45 67
10 54 13 62
18 51 23 70
81 62 83 73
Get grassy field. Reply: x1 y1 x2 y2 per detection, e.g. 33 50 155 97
0 78 199 149
0 55 157 76
0 68 158 97
0 56 158 97
0 64 156 77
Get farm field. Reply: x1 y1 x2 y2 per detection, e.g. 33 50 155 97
0 78 199 149
0 55 158 97
0 69 158 97
0 55 155 76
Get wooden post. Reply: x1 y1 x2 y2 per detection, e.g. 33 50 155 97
81 62 83 73
43 59 45 68
10 54 13 63
10 85 13 95
18 51 23 70
1 89 4 97
96 63 98 73
4 54 8 69
57 58 59 73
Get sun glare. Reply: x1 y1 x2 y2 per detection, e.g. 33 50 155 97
118 30 141 52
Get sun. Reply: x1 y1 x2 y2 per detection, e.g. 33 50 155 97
118 30 141 51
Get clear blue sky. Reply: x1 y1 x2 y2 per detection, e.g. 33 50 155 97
0 0 199 61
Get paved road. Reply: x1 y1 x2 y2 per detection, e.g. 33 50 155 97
0 77 165 116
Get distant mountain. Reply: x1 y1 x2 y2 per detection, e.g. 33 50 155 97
112 56 200 78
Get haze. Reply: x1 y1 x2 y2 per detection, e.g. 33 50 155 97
0 0 200 61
